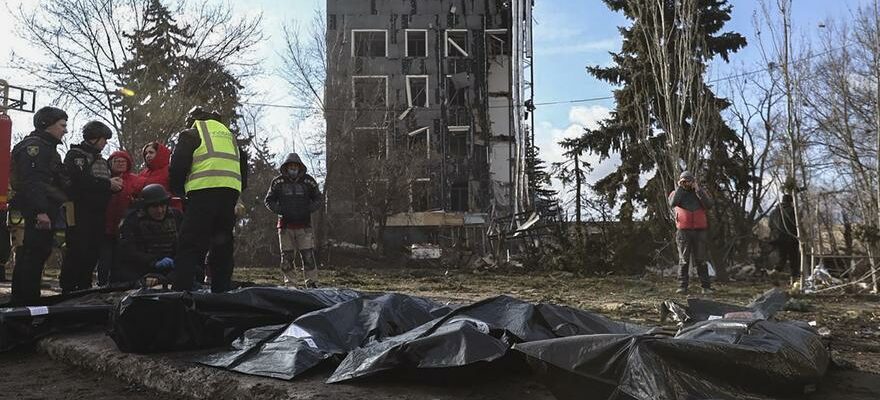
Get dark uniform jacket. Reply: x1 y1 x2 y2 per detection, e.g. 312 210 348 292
168 127 249 197
264 153 322 228
64 142 113 214
113 208 183 283
10 130 69 218
769 203 798 244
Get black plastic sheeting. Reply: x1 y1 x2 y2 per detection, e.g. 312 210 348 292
514 289 830 400
327 295 648 383
0 286 131 351
110 287 363 353
196 293 453 379
190 293 646 382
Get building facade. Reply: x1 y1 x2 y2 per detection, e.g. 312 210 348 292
325 0 535 246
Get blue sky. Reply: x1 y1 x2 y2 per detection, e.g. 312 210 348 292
1 0 872 177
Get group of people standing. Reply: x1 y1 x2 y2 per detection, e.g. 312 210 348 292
6 105 323 306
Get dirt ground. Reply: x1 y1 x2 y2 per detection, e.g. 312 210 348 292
1 257 879 399
0 347 183 400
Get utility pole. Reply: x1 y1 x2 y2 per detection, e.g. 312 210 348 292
873 0 880 293
574 152 582 224
778 0 808 291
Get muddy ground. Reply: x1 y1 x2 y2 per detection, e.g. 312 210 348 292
1 257 879 399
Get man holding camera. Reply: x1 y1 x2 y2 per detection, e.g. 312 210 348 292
668 171 715 294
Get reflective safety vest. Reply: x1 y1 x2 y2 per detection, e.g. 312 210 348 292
184 119 242 193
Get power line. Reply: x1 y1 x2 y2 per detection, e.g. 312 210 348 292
244 43 852 111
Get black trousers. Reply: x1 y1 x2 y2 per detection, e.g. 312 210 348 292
11 217 55 305
173 188 238 293
0 210 10 281
59 209 106 293
96 234 115 286
676 229 711 289
777 240 801 278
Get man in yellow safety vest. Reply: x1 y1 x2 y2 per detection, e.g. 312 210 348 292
168 106 248 292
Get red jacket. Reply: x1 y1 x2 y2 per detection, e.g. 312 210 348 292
138 142 170 191
673 206 708 230
106 151 145 235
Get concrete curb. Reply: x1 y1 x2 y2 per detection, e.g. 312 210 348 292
37 330 554 400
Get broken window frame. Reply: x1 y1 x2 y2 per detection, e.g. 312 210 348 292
351 29 388 57
486 29 509 56
447 127 469 159
445 75 467 107
450 181 469 212
410 177 432 212
407 127 430 159
444 29 469 57
351 75 388 128
405 75 429 108
352 128 389 160
405 29 428 57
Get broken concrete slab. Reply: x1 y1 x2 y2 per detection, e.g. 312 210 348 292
38 331 556 400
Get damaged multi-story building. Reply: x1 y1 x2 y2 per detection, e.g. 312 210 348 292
324 0 535 248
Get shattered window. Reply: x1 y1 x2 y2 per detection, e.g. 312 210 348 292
445 75 466 107
353 128 387 159
450 182 469 212
353 76 386 108
406 30 427 57
408 127 430 158
487 30 509 56
448 130 468 158
445 30 468 57
353 76 387 124
352 30 387 57
411 178 431 212
406 76 428 108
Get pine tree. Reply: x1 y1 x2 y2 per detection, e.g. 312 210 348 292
116 0 243 153
525 143 559 216
116 0 194 150
570 0 748 223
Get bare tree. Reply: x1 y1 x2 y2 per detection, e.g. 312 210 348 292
13 0 263 141
626 0 721 207
804 4 880 292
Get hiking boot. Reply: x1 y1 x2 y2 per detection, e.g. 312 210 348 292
675 287 688 294
701 287 715 295
304 279 318 289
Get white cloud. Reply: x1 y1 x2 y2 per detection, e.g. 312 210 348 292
534 105 621 195
535 38 619 55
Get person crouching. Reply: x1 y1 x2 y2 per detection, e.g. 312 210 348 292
111 184 182 285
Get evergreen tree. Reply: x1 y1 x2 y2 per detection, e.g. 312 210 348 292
116 0 243 152
116 0 194 150
569 0 748 223
525 143 559 216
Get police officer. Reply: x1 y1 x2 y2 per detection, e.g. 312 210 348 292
9 106 70 305
59 120 119 293
169 106 247 292
112 184 183 284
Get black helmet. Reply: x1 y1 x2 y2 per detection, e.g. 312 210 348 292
186 106 221 125
82 120 113 141
33 106 68 130
141 184 170 206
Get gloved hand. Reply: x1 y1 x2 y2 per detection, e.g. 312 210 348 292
154 257 175 271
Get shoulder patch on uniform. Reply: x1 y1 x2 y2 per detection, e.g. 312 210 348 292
27 145 39 157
